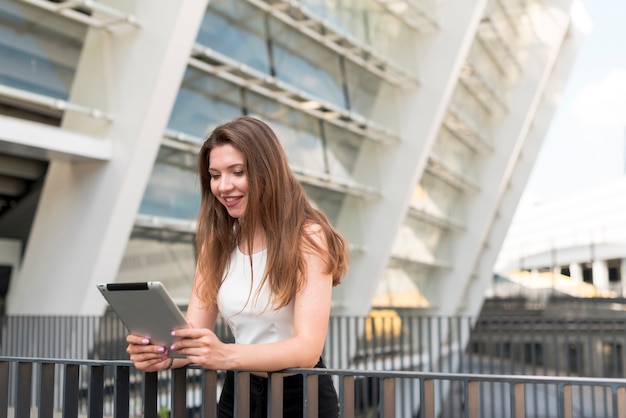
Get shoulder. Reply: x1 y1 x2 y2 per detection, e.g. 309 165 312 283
302 222 328 251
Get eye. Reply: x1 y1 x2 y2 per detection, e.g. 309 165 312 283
234 170 245 176
209 173 220 180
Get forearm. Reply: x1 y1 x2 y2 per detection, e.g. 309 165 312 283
223 338 323 372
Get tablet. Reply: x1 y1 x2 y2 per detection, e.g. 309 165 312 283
97 281 188 358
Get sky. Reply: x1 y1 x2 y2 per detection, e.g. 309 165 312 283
522 1 626 204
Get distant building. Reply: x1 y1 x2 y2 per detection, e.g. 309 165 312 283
0 0 587 319
495 177 626 297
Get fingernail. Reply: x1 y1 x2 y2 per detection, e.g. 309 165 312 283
156 347 165 353
170 345 175 350
171 331 176 336
141 338 149 345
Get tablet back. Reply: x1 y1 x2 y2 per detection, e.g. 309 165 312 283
97 281 188 352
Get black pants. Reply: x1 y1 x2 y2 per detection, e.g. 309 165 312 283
217 358 339 418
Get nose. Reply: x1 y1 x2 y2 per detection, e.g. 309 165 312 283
217 175 234 193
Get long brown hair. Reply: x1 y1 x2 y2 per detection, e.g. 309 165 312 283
195 116 348 309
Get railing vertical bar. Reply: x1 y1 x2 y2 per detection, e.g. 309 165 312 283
381 377 395 418
142 371 158 418
39 362 55 418
268 373 283 418
16 362 32 418
616 386 626 417
421 379 435 418
63 364 79 418
466 380 479 418
235 371 250 418
87 365 104 418
559 384 573 418
305 374 318 418
114 364 129 418
0 362 8 418
339 375 355 418
171 367 187 418
202 370 218 418
511 381 525 418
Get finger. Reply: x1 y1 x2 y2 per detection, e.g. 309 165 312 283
172 327 212 339
126 334 150 345
127 343 168 356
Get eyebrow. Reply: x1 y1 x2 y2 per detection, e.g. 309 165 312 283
208 163 244 172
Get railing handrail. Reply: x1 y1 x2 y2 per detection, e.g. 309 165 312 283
3 356 626 418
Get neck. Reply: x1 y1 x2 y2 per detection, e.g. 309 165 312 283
239 227 267 255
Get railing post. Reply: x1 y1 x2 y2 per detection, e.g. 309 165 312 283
202 370 218 418
39 363 56 418
421 378 435 418
142 371 158 418
381 377 395 418
0 362 8 418
340 375 355 418
16 362 32 418
63 363 79 418
558 384 573 418
511 381 525 418
114 364 130 418
304 374 318 418
268 373 283 418
171 367 187 418
235 372 250 418
466 380 480 418
616 386 626 418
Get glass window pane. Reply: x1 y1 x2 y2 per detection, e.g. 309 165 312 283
0 1 85 99
344 60 398 131
197 0 270 74
139 153 200 220
168 69 242 137
246 91 327 174
323 123 363 183
270 19 345 108
303 184 345 225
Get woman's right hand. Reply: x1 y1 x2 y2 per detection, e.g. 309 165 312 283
126 334 171 372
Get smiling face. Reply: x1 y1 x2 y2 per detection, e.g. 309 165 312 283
208 144 249 219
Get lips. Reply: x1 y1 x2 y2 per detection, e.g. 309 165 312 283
222 196 242 208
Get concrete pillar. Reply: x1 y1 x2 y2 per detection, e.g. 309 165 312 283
569 263 583 282
592 259 609 294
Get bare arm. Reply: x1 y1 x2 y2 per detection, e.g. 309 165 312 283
171 228 334 371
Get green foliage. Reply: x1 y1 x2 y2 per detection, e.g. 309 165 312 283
158 405 170 418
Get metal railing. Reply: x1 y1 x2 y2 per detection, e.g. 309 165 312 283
2 357 626 418
4 311 626 377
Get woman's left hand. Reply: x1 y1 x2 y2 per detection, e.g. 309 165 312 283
169 328 231 370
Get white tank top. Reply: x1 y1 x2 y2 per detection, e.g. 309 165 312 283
217 247 295 345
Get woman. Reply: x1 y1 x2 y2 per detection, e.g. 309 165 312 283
126 116 349 417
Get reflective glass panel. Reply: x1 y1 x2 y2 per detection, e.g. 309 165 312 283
246 91 327 174
432 126 477 184
269 19 345 108
303 184 345 225
197 0 270 74
0 1 85 99
168 69 242 137
323 123 362 183
344 59 398 131
417 172 464 222
139 149 201 220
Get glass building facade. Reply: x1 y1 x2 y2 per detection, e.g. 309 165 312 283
0 0 586 317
